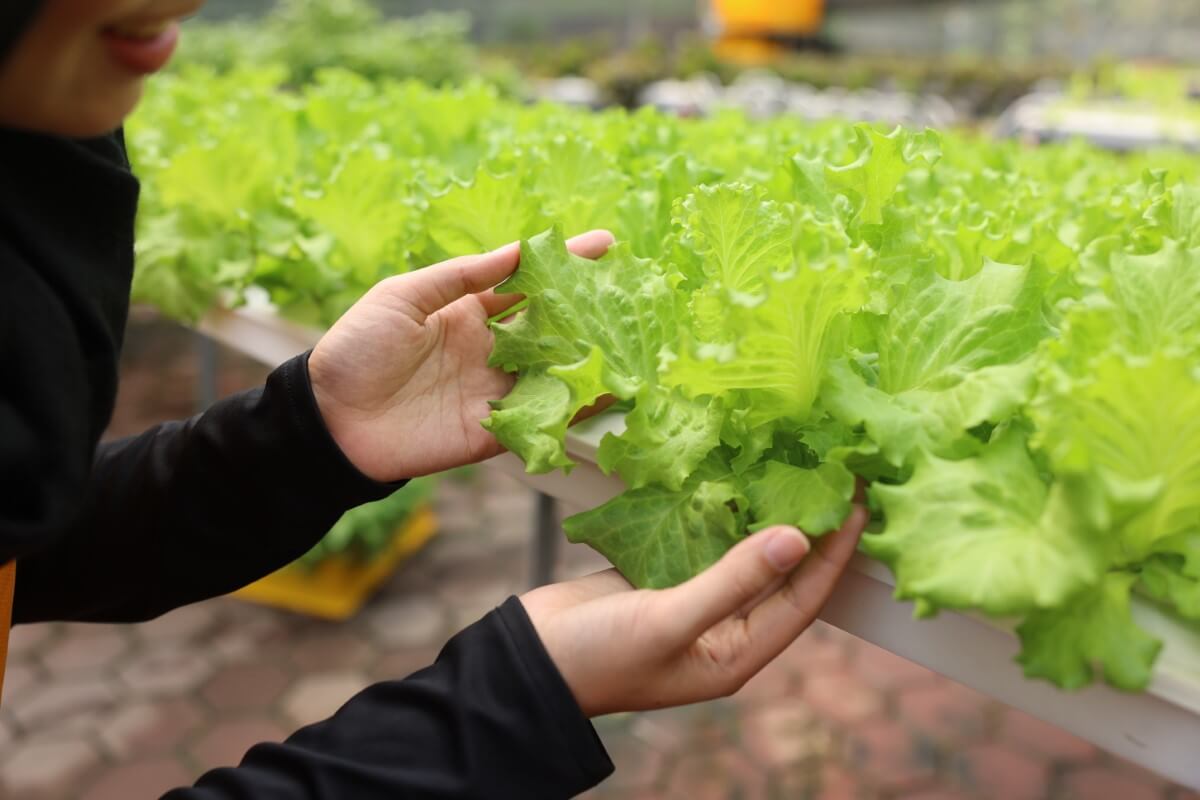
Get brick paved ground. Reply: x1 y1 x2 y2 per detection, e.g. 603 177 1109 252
2 313 1197 800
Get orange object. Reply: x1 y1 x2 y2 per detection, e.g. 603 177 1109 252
712 37 789 66
710 0 826 38
0 561 14 704
234 507 437 621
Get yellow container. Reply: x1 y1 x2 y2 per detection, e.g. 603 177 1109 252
711 0 826 38
234 506 437 621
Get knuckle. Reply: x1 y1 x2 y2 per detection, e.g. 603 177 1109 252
780 577 810 614
729 564 767 604
719 668 750 698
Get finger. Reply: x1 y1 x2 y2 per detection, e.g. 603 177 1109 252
522 568 632 614
477 289 525 319
565 229 616 260
474 230 614 319
736 573 787 619
397 243 523 321
564 568 634 600
737 504 868 663
657 526 812 646
729 496 866 620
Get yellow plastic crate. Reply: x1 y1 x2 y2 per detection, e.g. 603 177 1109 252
234 506 437 621
711 0 825 38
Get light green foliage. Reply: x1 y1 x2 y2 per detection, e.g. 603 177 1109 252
867 429 1102 617
298 478 434 569
563 453 747 589
177 0 479 88
130 67 1200 692
1016 573 1162 691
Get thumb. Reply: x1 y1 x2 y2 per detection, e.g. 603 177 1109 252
396 229 616 322
395 243 522 322
659 527 811 645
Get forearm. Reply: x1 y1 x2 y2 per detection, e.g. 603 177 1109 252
164 598 613 800
13 353 397 624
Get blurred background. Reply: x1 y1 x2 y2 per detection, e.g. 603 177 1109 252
2 1 1198 798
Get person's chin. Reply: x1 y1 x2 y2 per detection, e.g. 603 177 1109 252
4 81 146 139
65 82 145 138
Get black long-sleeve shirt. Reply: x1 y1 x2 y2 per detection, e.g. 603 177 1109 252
0 128 612 797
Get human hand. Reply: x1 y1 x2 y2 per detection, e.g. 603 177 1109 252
308 231 616 482
520 505 869 717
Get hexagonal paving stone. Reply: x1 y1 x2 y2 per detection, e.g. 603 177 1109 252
370 647 441 683
741 700 831 768
191 718 289 771
896 680 989 743
665 749 768 800
119 644 215 696
80 759 194 800
282 672 371 728
803 672 884 726
734 650 798 705
435 555 520 605
957 743 1048 800
621 718 673 758
997 708 1097 763
811 765 862 800
780 629 849 674
599 738 667 794
1062 764 1165 800
843 719 939 793
289 630 373 672
1 661 41 702
0 736 100 799
99 698 205 759
134 603 217 643
41 628 129 676
364 594 447 649
896 789 974 800
10 677 116 733
7 623 54 659
205 611 287 662
202 663 291 711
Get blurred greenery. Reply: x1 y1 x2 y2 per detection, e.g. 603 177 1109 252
179 0 487 87
197 0 695 41
179 0 1195 120
297 478 434 568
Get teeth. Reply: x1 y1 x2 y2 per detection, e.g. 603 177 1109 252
108 20 172 40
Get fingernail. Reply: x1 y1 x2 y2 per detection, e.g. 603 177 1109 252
764 528 810 572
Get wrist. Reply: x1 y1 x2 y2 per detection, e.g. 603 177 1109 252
306 350 394 484
519 594 600 718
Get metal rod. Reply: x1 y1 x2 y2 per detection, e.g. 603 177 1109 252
195 332 219 412
530 492 561 588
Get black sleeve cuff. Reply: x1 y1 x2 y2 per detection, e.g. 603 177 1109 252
496 595 615 790
272 351 404 508
174 598 614 799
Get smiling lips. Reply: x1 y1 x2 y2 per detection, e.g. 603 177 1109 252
102 17 183 75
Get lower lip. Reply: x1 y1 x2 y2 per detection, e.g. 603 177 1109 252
102 21 181 76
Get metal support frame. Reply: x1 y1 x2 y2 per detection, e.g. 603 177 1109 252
530 493 561 588
195 332 219 412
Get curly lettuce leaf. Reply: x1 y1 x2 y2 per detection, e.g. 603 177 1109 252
563 453 747 589
485 228 720 486
1032 353 1200 564
1016 572 1162 691
823 258 1048 467
745 461 855 535
866 429 1103 617
427 168 545 256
